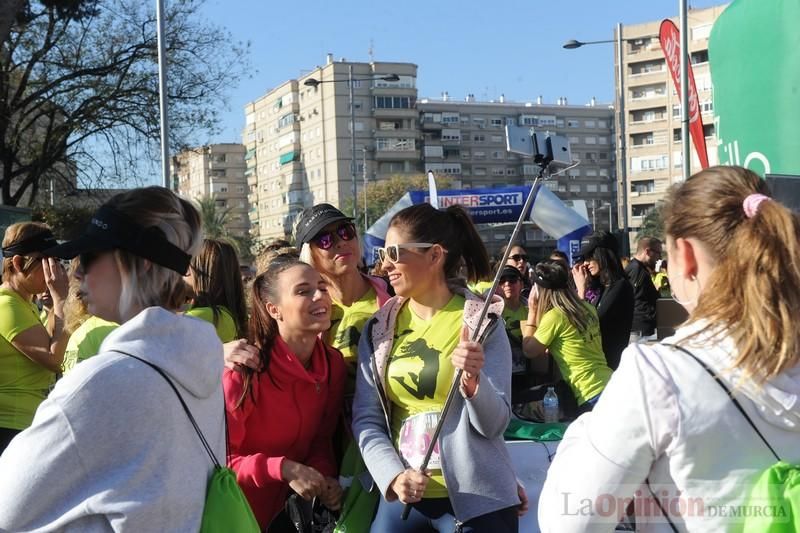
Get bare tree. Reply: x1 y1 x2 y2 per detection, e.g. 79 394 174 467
0 0 250 205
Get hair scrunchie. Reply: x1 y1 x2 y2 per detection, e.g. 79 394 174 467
743 193 771 218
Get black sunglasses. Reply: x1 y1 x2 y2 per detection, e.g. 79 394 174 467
499 276 521 284
313 223 357 250
509 254 529 262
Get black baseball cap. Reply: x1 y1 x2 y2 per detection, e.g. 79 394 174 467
45 205 191 274
499 265 523 282
576 231 619 261
294 203 353 245
1 230 58 258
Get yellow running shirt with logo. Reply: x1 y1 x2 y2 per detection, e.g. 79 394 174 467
325 287 377 397
533 302 611 405
386 294 464 498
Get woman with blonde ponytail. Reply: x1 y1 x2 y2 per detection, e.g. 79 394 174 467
539 166 800 532
224 254 346 531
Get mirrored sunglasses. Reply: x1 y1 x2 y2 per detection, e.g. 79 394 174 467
313 222 357 250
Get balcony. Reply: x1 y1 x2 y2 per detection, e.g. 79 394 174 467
375 149 420 161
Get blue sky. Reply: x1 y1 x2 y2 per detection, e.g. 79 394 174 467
198 0 725 144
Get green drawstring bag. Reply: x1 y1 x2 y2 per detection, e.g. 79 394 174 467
335 441 379 533
743 462 800 533
115 351 260 533
200 466 260 533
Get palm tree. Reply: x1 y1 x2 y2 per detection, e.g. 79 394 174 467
196 195 232 240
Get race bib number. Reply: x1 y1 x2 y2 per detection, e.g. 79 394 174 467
398 411 441 470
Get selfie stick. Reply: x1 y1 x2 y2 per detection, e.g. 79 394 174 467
401 165 548 520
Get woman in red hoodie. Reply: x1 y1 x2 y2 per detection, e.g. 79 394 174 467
224 254 346 530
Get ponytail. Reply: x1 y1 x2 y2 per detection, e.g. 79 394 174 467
445 206 491 282
663 166 800 381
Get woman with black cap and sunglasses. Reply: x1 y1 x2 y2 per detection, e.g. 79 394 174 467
522 260 612 416
295 204 392 402
0 187 225 532
0 222 68 453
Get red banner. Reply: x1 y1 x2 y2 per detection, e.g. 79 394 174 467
659 19 709 169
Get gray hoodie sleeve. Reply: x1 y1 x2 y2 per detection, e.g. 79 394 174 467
351 323 406 500
460 319 513 439
0 399 88 531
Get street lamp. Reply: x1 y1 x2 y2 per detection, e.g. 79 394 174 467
564 26 656 256
304 72 400 221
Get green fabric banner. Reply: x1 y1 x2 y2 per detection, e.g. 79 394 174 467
709 0 800 176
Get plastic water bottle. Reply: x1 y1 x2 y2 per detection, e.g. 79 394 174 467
543 387 559 423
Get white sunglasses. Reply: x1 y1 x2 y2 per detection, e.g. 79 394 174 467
377 243 435 263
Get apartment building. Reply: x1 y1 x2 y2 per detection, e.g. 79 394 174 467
173 143 249 238
244 55 419 243
616 4 726 243
418 96 616 258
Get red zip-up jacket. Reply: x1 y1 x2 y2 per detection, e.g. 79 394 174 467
224 335 345 529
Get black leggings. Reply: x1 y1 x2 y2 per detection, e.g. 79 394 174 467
0 427 21 455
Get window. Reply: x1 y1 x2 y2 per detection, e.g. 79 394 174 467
211 169 225 177
350 80 362 89
585 169 598 177
599 153 608 160
348 99 364 111
567 119 580 128
442 112 460 124
598 136 608 144
568 136 580 144
598 120 607 128
585 136 597 145
492 168 506 176
473 150 486 159
212 154 226 163
374 96 412 109
474 167 487 176
278 113 295 129
632 204 655 217
569 184 581 193
585 120 596 128
237 186 245 193
441 128 461 142
599 169 609 177
632 180 655 194
506 168 517 176
379 120 401 130
490 135 503 143
691 50 710 65
629 59 665 75
491 151 503 159
600 184 609 192
472 134 485 142
490 118 503 128
586 184 598 193
376 138 416 151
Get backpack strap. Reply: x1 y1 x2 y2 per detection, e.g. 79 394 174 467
111 350 223 468
666 344 781 462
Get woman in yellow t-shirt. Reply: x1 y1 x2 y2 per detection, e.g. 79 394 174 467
0 222 69 452
353 204 522 531
184 239 247 344
522 260 613 416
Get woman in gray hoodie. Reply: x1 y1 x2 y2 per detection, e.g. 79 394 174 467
0 187 225 532
352 203 520 532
